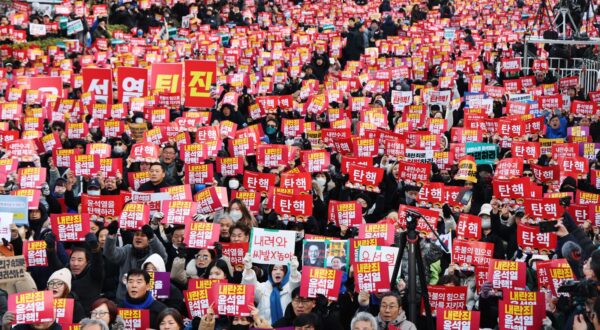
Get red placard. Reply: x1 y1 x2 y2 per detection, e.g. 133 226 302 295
150 63 183 94
397 205 439 235
517 223 557 253
354 261 390 293
23 240 48 267
6 139 37 160
416 182 445 208
358 223 394 245
228 137 256 157
11 189 41 209
185 164 214 185
216 157 244 176
50 214 91 242
129 142 159 162
86 143 112 158
81 194 124 218
397 161 431 185
537 259 574 296
280 172 311 192
184 60 217 108
117 309 150 330
53 298 74 325
18 167 46 188
300 267 342 301
273 193 313 219
328 200 362 227
82 68 113 104
117 67 148 103
8 291 54 324
242 171 276 192
208 284 255 316
194 186 229 213
118 203 150 230
221 242 249 271
184 222 220 249
256 144 288 168
456 214 481 240
301 150 330 172
487 259 527 290
522 198 564 221
185 279 223 317
436 309 480 330
498 290 544 330
160 200 196 225
427 286 468 310
181 144 207 164
70 154 100 176
231 190 261 214
346 164 384 192
452 239 494 267
29 77 63 99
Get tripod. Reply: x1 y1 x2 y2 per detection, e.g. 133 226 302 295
530 0 555 36
390 210 448 330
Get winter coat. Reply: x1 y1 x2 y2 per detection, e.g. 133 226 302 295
377 311 416 330
241 268 301 323
70 248 104 314
103 235 167 303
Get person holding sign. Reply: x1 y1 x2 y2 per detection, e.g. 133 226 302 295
241 253 301 324
119 269 167 329
46 268 85 322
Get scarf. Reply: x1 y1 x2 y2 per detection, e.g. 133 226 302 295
122 292 155 310
268 268 290 324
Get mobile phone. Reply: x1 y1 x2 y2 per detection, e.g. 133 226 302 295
539 220 558 233
457 189 473 205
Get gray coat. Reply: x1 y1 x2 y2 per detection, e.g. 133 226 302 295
103 235 167 302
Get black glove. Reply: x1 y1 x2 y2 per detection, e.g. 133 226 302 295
176 245 187 259
85 233 99 250
442 204 452 219
175 159 185 173
107 220 119 235
214 242 222 259
141 224 155 239
2 238 9 247
44 232 56 251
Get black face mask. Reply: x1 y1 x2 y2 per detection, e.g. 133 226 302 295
229 325 250 330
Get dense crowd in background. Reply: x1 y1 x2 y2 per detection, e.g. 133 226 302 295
1 0 600 329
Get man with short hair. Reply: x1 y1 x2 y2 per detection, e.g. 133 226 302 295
119 269 167 329
357 292 416 330
137 163 173 192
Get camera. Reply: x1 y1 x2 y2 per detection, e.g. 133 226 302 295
558 279 598 298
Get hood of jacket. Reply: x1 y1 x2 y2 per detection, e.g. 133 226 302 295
142 253 166 272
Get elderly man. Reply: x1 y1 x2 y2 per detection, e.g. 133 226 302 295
357 292 416 330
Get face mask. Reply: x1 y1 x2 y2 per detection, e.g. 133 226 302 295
316 177 326 187
266 126 277 135
276 84 284 90
55 187 66 195
228 179 240 190
230 210 243 221
113 145 125 154
87 190 100 196
481 216 491 230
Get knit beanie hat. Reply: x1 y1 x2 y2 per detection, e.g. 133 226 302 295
48 268 72 291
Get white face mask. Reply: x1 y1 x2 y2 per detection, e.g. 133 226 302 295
316 177 326 187
113 145 125 154
87 190 101 196
230 210 243 221
228 179 240 190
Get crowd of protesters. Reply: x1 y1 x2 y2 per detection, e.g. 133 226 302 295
1 0 600 329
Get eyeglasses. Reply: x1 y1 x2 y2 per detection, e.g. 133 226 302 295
52 127 63 132
380 304 398 310
115 142 124 146
292 298 312 305
196 255 210 260
91 311 108 318
47 280 64 288
523 172 534 177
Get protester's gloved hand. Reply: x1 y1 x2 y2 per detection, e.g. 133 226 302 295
141 224 155 239
214 242 223 259
107 220 119 235
290 256 299 272
85 233 99 251
243 253 253 270
176 244 187 259
41 183 50 196
480 281 494 299
44 232 56 251
176 159 185 173
152 212 164 221
358 291 370 307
